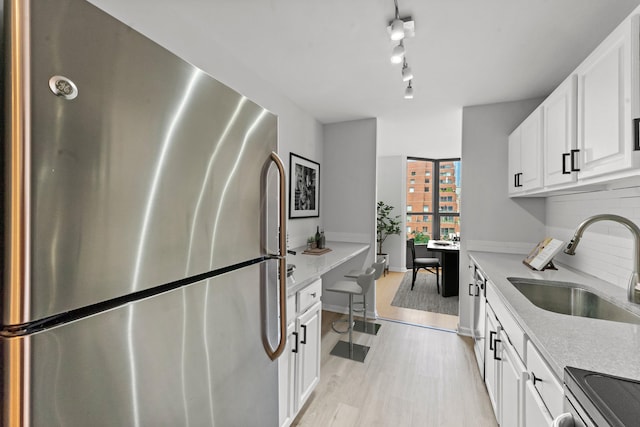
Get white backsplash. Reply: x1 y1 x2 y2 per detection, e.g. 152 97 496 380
546 185 640 290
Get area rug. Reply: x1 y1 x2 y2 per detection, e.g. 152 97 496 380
390 271 459 316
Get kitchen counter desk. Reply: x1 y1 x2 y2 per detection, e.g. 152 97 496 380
286 241 370 296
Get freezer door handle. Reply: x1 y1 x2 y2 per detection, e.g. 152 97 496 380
263 152 288 361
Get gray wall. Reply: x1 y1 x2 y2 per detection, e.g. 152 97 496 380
321 118 377 315
458 98 546 333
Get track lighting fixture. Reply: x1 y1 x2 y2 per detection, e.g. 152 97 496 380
402 60 413 82
388 0 416 97
390 41 405 64
404 81 414 99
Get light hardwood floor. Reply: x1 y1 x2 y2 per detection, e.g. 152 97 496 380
376 271 459 330
291 311 498 427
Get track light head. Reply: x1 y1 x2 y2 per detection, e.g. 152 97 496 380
402 61 413 81
390 42 405 64
390 18 405 41
404 81 414 99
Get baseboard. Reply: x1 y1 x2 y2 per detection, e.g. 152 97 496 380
457 326 473 337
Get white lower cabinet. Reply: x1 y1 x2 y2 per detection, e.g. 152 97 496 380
481 279 563 427
296 301 321 407
279 279 322 427
484 305 501 420
498 329 527 427
524 380 553 426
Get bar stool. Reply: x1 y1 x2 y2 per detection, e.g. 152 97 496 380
325 267 375 362
343 257 385 335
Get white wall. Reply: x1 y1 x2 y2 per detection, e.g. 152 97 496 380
321 119 377 315
377 109 463 158
546 183 640 290
458 98 546 334
87 0 324 249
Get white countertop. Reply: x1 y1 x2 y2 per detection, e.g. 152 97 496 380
286 241 370 295
469 251 640 383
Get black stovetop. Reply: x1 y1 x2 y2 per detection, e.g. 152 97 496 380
565 366 640 427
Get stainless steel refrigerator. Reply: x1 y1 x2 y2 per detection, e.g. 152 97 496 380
1 0 289 425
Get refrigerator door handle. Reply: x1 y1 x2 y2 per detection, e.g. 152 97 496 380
263 152 288 361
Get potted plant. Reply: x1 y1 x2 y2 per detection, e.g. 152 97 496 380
376 201 401 271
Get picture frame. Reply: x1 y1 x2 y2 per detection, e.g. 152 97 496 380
289 152 320 218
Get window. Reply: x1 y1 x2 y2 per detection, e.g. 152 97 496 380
406 157 461 242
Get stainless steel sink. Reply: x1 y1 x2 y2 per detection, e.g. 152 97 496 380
507 277 640 325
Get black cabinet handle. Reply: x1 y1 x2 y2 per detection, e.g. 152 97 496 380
562 153 570 174
292 331 299 353
489 330 496 350
493 339 502 361
517 173 523 187
570 149 580 171
514 173 518 188
532 371 543 385
634 118 640 151
301 324 307 344
469 283 475 296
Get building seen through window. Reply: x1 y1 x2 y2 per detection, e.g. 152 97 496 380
406 157 461 243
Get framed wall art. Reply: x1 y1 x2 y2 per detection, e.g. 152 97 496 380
289 153 320 218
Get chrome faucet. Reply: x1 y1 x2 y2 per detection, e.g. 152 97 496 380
564 214 640 304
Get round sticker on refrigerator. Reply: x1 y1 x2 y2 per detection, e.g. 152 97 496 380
48 76 78 100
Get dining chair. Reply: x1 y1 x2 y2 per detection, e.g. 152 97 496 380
408 239 441 293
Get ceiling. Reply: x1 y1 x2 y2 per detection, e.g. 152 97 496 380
91 0 640 125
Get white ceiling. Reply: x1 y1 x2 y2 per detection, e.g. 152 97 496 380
91 0 640 125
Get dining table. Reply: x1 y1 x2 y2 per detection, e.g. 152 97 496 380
426 240 460 297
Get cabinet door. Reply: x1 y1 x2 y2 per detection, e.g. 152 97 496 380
520 108 543 191
524 380 553 427
296 302 321 409
279 321 297 427
543 75 578 187
484 305 500 421
499 330 527 427
576 15 640 179
508 127 523 195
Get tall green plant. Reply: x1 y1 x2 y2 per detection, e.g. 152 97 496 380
377 201 401 254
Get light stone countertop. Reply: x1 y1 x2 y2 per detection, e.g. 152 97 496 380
469 251 640 383
286 241 370 295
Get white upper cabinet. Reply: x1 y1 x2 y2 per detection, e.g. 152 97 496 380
508 108 543 195
508 127 523 195
575 14 640 179
542 75 578 187
510 7 640 197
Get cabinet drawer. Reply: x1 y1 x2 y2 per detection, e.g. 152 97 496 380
486 281 526 361
298 279 322 314
526 340 564 418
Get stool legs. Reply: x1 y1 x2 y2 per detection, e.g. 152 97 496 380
352 294 381 335
329 293 370 362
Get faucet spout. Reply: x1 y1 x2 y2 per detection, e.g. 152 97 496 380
565 214 640 304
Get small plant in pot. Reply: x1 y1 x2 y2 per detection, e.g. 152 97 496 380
377 201 401 270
